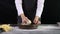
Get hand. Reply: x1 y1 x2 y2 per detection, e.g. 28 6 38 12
20 14 29 24
33 16 41 25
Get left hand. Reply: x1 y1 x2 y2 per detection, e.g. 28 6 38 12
33 16 41 25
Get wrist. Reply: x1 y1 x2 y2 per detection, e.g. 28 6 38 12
20 13 26 19
35 16 40 19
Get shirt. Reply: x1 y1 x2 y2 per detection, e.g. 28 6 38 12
15 0 45 17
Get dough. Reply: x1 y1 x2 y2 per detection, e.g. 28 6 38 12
1 24 12 32
27 20 32 25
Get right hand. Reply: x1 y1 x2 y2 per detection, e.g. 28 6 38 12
20 14 29 24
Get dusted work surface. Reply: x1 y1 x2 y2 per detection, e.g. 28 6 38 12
1 24 60 34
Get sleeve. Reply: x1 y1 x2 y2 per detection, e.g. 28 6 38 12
36 0 45 17
15 0 24 16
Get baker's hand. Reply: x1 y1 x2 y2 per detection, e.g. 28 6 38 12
20 14 29 24
33 16 41 25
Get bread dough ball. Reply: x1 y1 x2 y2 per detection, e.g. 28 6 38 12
1 24 12 32
26 20 31 25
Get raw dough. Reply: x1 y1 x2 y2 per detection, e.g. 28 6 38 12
0 24 12 32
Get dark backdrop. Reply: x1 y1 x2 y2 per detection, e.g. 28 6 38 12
0 0 17 24
0 0 60 24
41 0 60 24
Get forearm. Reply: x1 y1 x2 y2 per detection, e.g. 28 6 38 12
15 0 24 16
36 0 45 18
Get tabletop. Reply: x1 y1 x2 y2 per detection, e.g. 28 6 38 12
1 24 60 34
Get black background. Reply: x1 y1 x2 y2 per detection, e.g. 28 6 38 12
41 0 60 24
0 0 60 24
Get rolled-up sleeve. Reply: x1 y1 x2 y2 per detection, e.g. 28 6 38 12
36 0 45 17
15 0 23 16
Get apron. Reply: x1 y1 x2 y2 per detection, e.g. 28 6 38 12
22 0 37 23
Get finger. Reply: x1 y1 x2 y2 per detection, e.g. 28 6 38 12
25 17 29 21
24 21 27 24
25 17 28 20
33 20 36 23
22 20 24 23
22 20 27 24
22 21 27 25
34 20 38 24
37 21 41 25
